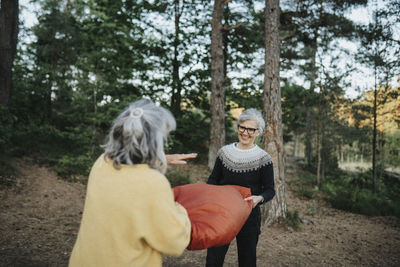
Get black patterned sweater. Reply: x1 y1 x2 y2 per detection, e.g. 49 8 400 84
207 143 275 205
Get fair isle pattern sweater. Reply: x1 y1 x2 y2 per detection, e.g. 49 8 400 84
207 143 275 204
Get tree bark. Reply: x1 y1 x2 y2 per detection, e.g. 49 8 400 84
372 63 377 193
316 88 322 188
305 43 317 168
262 0 286 226
208 0 226 170
0 0 19 107
293 133 299 157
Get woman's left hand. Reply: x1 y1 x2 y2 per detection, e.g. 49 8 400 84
244 195 263 208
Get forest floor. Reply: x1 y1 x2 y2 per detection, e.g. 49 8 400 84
0 157 399 267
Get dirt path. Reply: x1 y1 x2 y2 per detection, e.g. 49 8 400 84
0 158 85 266
1 158 399 266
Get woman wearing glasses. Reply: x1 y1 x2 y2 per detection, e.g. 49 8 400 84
206 108 275 267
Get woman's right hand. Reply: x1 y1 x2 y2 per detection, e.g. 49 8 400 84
166 153 198 165
244 195 263 208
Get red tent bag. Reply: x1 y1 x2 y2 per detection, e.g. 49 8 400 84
173 184 253 250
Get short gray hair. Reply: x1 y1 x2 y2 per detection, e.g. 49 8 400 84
237 108 265 132
103 98 175 173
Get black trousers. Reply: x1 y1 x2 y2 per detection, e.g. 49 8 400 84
206 207 261 267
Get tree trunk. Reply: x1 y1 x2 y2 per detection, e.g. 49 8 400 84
171 0 182 115
372 64 377 193
341 142 344 163
223 3 229 79
293 133 299 157
208 0 226 170
316 92 321 188
262 0 286 226
0 0 19 107
378 131 385 179
305 38 318 168
305 108 313 167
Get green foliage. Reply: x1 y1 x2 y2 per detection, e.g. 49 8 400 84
284 210 302 231
168 110 210 161
299 185 319 200
292 172 319 199
281 82 309 141
6 0 397 183
306 200 318 216
0 106 16 153
0 160 19 189
322 169 400 217
384 125 400 169
54 153 96 181
307 144 341 176
323 183 400 217
226 78 263 112
165 171 192 188
294 162 400 218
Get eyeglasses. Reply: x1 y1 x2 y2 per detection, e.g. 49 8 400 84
238 125 258 135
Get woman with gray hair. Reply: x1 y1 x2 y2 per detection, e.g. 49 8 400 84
206 108 275 267
69 99 195 267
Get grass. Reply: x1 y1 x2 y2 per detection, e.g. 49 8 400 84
284 210 302 231
289 171 319 200
306 200 318 216
339 161 400 173
290 162 400 218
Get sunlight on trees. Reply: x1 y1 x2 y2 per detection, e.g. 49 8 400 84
1 0 399 219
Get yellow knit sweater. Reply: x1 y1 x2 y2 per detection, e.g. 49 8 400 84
69 155 191 267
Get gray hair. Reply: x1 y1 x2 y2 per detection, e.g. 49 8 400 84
237 108 265 132
103 98 175 173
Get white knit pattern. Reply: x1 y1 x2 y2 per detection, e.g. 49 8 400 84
217 143 272 173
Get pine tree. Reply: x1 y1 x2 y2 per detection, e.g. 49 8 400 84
263 0 287 225
0 0 19 107
281 0 368 168
209 0 227 169
356 3 400 192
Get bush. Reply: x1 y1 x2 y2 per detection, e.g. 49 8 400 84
8 115 103 180
55 153 96 182
298 185 319 199
294 163 400 218
306 200 318 216
322 171 400 217
293 172 318 199
0 160 19 188
284 210 302 231
167 110 209 161
166 171 192 188
0 106 15 154
296 172 316 184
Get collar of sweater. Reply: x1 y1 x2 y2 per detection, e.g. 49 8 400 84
217 143 272 173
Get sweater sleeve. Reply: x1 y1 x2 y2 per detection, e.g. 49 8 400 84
260 162 275 204
207 156 223 185
143 176 191 256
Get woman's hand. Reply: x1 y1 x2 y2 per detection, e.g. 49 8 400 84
244 195 263 208
166 153 198 165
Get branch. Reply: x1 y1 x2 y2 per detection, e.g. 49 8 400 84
222 22 244 31
180 66 194 83
389 37 400 45
280 9 308 25
281 32 297 41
